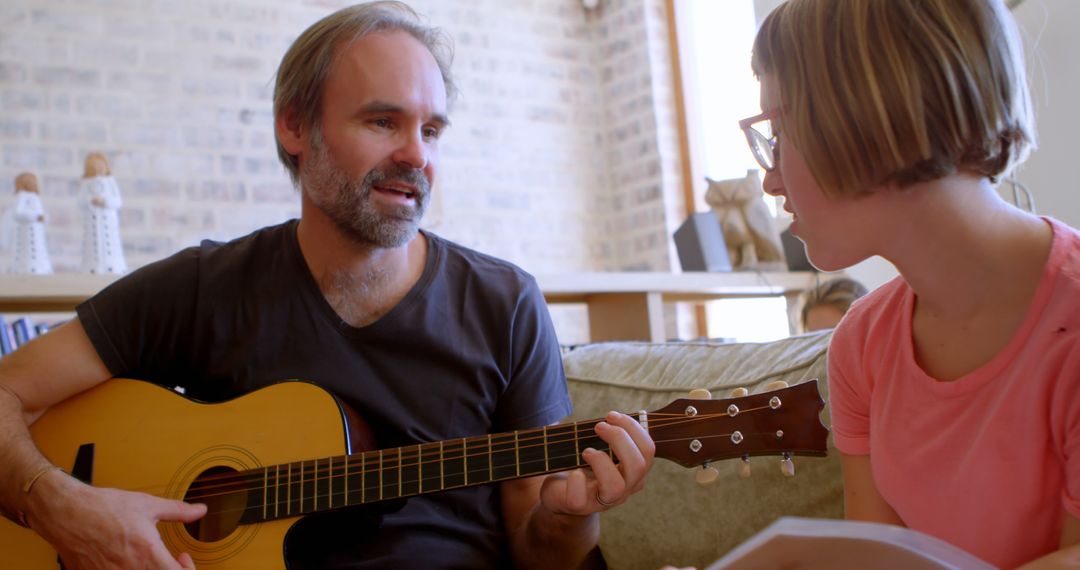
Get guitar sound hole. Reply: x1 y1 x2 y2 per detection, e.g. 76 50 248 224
183 466 247 542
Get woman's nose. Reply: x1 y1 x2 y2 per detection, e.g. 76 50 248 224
762 169 784 196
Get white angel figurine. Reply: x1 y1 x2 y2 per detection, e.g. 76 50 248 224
11 172 54 275
80 152 127 274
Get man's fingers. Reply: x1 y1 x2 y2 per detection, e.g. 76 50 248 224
582 446 626 503
608 411 655 461
178 551 197 569
156 499 207 523
148 540 188 570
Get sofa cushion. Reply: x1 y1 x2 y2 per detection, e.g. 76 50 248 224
563 331 842 570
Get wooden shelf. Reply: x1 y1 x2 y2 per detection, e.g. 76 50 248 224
0 270 820 341
0 274 120 313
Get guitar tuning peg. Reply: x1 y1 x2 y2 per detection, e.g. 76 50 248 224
695 461 720 486
780 452 795 477
688 388 712 400
729 387 749 398
737 455 752 479
764 380 789 392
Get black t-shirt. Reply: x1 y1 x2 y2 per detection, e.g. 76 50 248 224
76 220 572 568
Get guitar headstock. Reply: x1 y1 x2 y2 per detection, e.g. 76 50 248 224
647 380 828 468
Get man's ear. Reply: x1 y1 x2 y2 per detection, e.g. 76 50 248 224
275 106 306 155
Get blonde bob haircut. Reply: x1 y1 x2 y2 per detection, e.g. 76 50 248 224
273 1 456 185
751 0 1035 197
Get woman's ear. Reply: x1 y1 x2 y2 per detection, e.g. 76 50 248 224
275 106 306 156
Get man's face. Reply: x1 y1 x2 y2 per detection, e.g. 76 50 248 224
298 30 449 248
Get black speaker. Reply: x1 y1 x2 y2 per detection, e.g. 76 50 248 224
781 228 817 271
674 212 732 272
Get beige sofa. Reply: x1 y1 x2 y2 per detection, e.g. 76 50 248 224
564 330 842 570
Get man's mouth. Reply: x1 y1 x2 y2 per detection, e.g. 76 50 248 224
375 185 417 199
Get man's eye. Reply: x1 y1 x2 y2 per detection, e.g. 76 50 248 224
423 127 442 140
372 118 393 129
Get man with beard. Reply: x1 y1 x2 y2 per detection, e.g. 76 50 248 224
0 2 654 568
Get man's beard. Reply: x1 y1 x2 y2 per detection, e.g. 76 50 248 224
301 135 430 249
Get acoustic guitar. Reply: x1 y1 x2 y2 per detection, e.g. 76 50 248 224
0 378 828 568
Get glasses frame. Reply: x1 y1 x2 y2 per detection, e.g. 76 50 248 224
739 109 780 172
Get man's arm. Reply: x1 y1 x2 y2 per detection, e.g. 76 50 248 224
0 319 205 569
502 411 654 569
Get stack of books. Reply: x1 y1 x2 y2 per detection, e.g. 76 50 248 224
0 315 65 357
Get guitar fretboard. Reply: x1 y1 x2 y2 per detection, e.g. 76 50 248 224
185 419 613 525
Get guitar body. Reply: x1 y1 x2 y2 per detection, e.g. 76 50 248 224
0 379 355 570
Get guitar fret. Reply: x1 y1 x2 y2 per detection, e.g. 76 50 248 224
398 448 403 498
488 434 493 481
439 440 445 490
543 427 549 471
574 421 581 466
416 444 423 494
514 431 520 477
463 438 469 486
274 465 280 518
378 450 384 501
287 463 292 515
300 460 305 513
262 467 268 520
344 455 348 507
361 452 366 504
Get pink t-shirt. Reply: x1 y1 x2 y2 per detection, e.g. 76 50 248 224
829 217 1080 569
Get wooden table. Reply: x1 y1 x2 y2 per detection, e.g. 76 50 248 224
536 271 819 342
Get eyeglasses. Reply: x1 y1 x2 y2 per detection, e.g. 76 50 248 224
739 110 780 171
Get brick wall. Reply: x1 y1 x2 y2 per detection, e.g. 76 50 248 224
0 0 687 343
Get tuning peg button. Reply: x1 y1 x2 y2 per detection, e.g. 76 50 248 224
688 388 712 400
738 456 751 479
764 380 790 392
729 387 749 398
696 463 720 486
781 453 795 477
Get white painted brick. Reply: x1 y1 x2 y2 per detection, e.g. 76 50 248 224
0 119 32 140
2 90 49 113
30 8 104 36
3 145 74 170
39 120 108 144
0 62 28 83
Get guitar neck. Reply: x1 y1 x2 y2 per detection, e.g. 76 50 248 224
198 418 617 525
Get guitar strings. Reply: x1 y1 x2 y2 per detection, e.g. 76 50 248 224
163 404 786 507
180 432 788 521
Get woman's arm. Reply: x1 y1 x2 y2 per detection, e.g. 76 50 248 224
839 452 905 525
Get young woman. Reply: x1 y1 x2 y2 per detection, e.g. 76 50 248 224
744 1 1080 567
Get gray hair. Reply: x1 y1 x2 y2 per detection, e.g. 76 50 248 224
273 1 457 185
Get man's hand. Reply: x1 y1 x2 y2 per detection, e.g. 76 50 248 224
25 469 206 569
539 411 655 515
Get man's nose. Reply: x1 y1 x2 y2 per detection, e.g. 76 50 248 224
392 129 428 170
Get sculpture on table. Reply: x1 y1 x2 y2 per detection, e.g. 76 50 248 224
704 170 785 270
11 172 54 275
80 152 127 275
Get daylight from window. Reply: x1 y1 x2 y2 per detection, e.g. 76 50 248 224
677 0 792 343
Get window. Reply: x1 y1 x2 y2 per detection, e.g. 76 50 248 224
671 0 792 342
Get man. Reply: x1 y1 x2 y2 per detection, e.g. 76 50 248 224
0 2 654 568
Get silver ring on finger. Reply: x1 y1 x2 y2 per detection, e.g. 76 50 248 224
595 491 615 508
